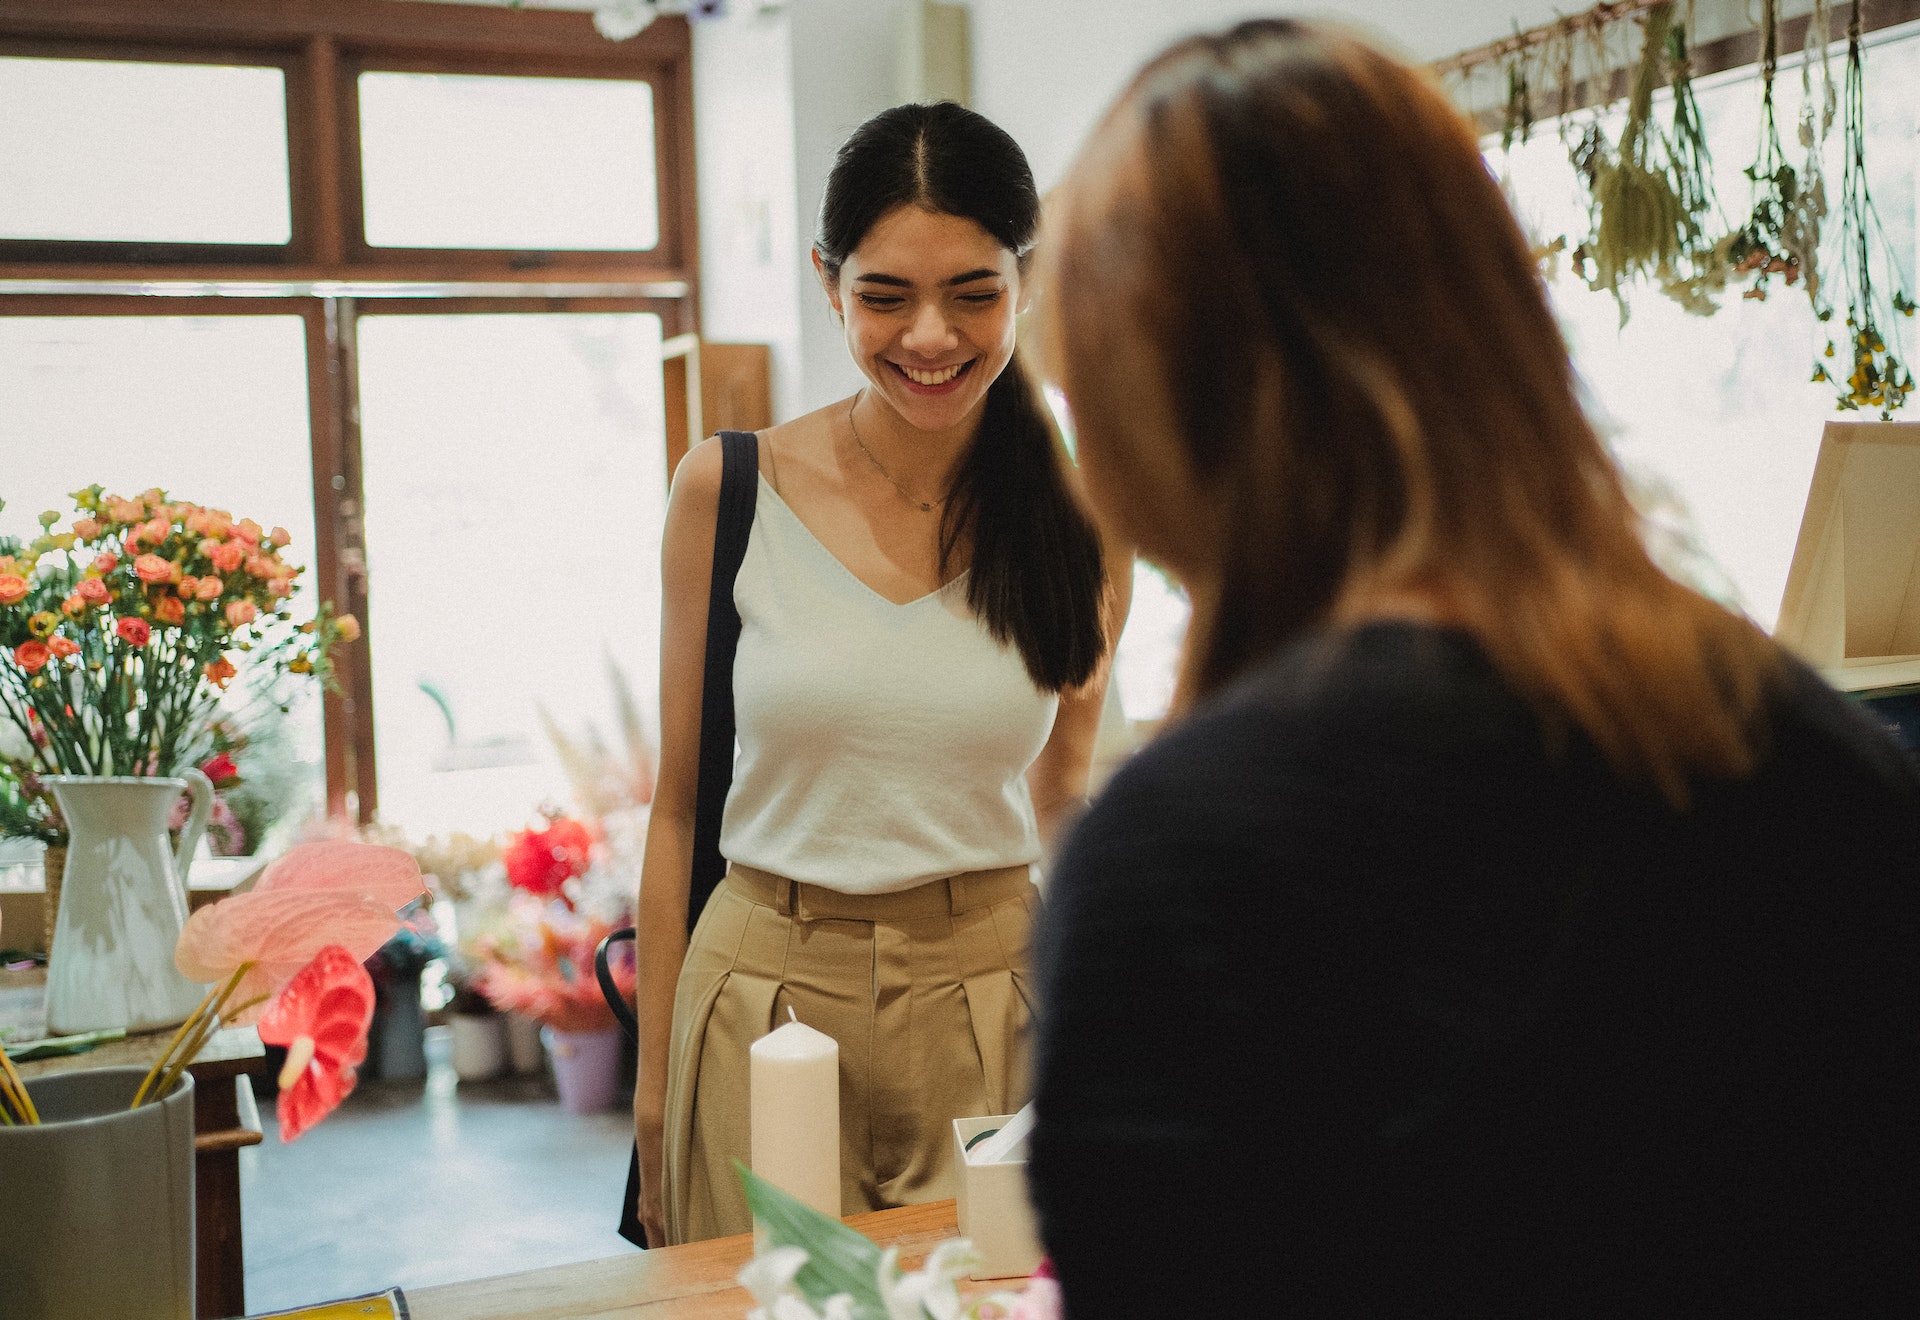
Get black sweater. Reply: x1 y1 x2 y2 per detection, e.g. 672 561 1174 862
1030 623 1918 1317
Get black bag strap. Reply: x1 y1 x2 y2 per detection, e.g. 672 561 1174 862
688 429 759 935
619 429 759 1252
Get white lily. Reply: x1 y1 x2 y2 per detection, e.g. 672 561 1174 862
876 1239 978 1320
738 1244 858 1320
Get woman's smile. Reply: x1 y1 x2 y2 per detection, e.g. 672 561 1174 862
889 357 977 393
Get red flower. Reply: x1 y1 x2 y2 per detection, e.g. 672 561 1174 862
203 656 237 689
200 752 240 787
48 636 79 659
257 945 375 1142
116 616 151 647
502 816 594 901
12 640 51 674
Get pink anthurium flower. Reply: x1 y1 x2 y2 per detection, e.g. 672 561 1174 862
174 840 425 1023
256 945 375 1142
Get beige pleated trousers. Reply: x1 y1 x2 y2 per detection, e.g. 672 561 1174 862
661 862 1039 1244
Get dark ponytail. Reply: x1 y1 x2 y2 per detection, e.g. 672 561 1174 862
817 102 1108 692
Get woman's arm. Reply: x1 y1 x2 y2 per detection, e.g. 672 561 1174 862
1027 543 1134 848
632 437 725 1247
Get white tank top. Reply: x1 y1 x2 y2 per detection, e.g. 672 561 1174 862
718 477 1059 894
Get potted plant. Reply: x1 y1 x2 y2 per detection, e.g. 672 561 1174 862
0 489 356 1034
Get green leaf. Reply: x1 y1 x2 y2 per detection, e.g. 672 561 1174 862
735 1161 889 1320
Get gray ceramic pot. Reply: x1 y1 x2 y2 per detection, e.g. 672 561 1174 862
0 1065 196 1319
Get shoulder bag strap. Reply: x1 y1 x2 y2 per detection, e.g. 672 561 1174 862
688 429 759 935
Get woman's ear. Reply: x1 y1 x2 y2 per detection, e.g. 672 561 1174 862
812 249 844 321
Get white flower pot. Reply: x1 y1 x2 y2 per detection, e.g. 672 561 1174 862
449 1012 507 1081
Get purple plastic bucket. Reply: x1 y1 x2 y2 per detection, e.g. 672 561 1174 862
541 1025 623 1114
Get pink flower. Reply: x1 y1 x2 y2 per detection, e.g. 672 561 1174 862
91 552 119 575
1006 1262 1062 1320
257 945 375 1142
268 578 293 599
77 578 111 606
134 553 173 584
106 497 146 524
155 595 186 626
270 526 292 548
244 554 276 580
72 517 102 541
12 640 51 675
177 575 199 598
0 575 27 606
116 616 151 648
196 576 224 602
48 635 79 659
209 542 245 574
224 600 257 627
141 516 172 547
234 519 263 546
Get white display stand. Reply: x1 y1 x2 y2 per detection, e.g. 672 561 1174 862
1775 421 1920 692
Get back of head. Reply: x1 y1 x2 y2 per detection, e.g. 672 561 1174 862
1037 19 1777 802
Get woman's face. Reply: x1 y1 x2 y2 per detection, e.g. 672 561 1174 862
819 205 1022 435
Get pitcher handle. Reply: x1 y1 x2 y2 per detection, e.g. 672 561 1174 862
174 768 215 890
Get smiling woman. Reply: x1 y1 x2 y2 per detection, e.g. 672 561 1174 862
630 102 1128 1248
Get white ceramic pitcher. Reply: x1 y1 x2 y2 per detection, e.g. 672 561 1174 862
43 771 214 1035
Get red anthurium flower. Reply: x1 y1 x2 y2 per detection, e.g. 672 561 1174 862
199 751 240 787
257 945 375 1142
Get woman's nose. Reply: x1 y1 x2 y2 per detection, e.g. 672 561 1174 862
901 301 958 354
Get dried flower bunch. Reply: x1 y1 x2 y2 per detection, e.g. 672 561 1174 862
0 487 358 779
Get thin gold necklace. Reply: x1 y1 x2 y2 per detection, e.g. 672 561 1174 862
848 396 945 513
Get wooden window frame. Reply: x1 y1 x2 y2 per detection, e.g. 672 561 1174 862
0 0 700 825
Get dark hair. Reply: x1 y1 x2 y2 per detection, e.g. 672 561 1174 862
817 102 1109 693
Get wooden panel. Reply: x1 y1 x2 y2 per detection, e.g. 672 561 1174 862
305 299 358 821
662 334 697 484
700 343 773 437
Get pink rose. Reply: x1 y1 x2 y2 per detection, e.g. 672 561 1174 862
224 600 257 627
48 635 79 659
106 497 146 524
234 519 263 546
270 526 292 548
91 552 119 575
141 516 172 547
72 517 102 541
77 578 112 606
268 577 294 599
177 575 198 598
196 577 224 601
0 575 27 606
155 595 186 626
210 542 245 574
198 538 221 558
134 553 173 584
203 510 234 538
115 616 151 648
244 554 275 580
12 640 51 674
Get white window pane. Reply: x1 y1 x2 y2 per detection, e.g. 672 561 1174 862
0 316 324 849
356 314 668 836
0 58 291 244
358 72 659 250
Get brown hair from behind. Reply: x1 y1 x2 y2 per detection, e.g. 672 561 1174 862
1034 18 1780 806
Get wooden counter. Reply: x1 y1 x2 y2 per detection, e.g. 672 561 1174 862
406 1200 1024 1319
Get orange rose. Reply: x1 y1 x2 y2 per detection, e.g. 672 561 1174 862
106 497 146 524
224 600 257 627
270 526 292 548
141 516 171 547
209 542 245 574
204 510 234 538
203 656 238 689
244 554 276 580
12 640 51 674
177 575 199 598
155 595 186 626
196 576 224 601
0 556 16 577
134 553 173 584
61 593 87 618
48 635 79 659
268 578 294 599
72 517 102 541
77 578 112 606
0 575 27 606
115 616 151 648
234 519 263 546
92 552 119 575
333 614 362 643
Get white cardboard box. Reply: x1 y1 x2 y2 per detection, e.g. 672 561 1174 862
1775 421 1920 691
951 1114 1042 1280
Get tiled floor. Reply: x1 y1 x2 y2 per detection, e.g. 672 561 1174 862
240 1026 637 1313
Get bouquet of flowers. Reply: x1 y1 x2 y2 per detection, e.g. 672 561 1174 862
470 896 633 1034
0 487 356 781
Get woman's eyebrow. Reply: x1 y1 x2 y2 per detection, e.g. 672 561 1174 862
851 268 1003 287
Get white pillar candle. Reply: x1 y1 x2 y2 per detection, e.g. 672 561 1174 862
749 1009 841 1218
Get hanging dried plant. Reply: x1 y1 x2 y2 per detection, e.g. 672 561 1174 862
1782 0 1836 311
1656 10 1732 315
1579 4 1701 325
1817 1 1916 417
1501 46 1534 152
1728 0 1802 300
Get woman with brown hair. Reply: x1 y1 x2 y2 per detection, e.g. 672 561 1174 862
1027 19 1916 1315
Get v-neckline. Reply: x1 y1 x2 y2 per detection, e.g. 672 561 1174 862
757 476 967 609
